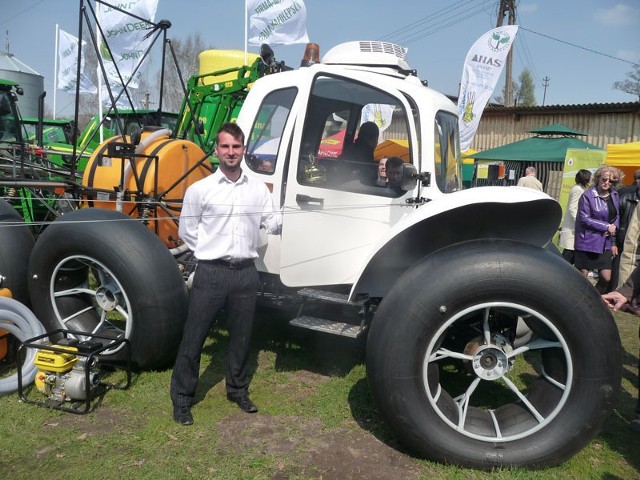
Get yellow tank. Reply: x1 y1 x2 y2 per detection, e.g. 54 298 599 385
82 130 211 247
199 49 259 82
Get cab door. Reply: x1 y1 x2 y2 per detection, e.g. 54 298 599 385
280 73 418 287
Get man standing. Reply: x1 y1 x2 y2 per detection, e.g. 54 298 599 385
517 166 543 191
602 269 640 432
613 169 640 289
171 122 281 425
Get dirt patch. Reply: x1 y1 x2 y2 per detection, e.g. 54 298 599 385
46 405 131 436
215 413 424 480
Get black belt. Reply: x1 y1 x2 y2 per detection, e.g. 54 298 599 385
199 258 255 270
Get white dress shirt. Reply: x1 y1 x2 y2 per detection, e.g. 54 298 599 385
179 169 282 261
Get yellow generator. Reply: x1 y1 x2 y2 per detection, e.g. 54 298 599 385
33 338 101 403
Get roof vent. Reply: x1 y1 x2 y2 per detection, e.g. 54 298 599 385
322 41 410 71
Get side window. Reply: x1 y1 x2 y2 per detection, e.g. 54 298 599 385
299 75 410 197
434 111 462 193
245 87 297 174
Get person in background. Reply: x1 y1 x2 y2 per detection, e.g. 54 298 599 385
612 169 640 289
601 267 640 432
517 166 543 191
170 122 282 425
375 157 388 186
558 169 592 264
385 156 405 190
341 121 379 164
574 165 620 293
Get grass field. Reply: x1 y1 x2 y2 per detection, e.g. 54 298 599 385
0 308 638 480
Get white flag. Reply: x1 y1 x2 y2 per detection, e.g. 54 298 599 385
247 0 309 46
57 29 97 93
97 0 158 89
457 25 518 152
360 103 395 136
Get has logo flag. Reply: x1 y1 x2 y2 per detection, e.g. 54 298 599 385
96 0 159 89
248 0 310 46
56 29 97 94
457 25 518 152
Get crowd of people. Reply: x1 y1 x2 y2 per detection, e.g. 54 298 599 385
548 164 640 433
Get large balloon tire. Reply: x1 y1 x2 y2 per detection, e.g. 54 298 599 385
366 239 621 469
27 208 188 370
0 199 35 304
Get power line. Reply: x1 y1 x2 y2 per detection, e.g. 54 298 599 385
519 26 639 66
0 0 48 28
382 3 493 46
379 0 473 42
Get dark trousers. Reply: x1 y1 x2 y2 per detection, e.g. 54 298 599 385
170 261 259 407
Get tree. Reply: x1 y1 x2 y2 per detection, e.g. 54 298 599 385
494 80 518 106
613 64 640 101
492 69 537 106
160 33 212 113
517 69 536 106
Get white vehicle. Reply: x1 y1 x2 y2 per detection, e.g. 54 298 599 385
13 41 621 469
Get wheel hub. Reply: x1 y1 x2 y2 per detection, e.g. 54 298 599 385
95 286 118 311
471 345 510 380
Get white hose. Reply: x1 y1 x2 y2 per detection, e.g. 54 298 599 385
0 297 47 396
135 128 172 155
169 243 190 256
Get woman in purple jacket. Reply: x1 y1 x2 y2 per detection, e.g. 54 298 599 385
574 166 620 292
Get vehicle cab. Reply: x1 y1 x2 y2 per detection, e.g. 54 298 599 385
237 41 463 288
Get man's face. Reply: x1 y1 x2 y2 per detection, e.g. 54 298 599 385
387 165 402 186
215 131 245 171
378 158 387 178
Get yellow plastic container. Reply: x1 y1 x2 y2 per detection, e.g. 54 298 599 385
199 49 259 82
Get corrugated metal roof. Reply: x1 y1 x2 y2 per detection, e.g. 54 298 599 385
485 101 640 114
0 51 41 76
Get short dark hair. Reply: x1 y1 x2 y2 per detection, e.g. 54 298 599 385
575 169 592 187
216 122 245 144
386 156 404 170
357 121 379 142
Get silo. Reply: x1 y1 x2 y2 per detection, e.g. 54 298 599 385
0 50 44 118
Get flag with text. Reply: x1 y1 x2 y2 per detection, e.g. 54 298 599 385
96 0 158 89
248 0 309 46
457 25 518 151
57 29 97 93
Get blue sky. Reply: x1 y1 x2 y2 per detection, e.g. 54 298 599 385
2 0 639 116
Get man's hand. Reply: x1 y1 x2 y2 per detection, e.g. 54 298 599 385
602 291 629 311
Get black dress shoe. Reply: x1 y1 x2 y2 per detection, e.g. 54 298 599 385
173 405 194 425
227 393 258 413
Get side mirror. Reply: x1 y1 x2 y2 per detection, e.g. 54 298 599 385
401 163 418 191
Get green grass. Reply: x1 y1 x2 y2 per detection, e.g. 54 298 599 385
0 309 638 480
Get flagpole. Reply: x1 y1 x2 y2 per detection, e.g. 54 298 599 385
53 24 59 119
244 0 248 65
96 4 103 144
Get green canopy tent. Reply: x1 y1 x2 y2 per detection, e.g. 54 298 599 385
469 124 604 196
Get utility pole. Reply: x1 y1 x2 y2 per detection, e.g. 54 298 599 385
542 76 550 106
496 0 516 106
